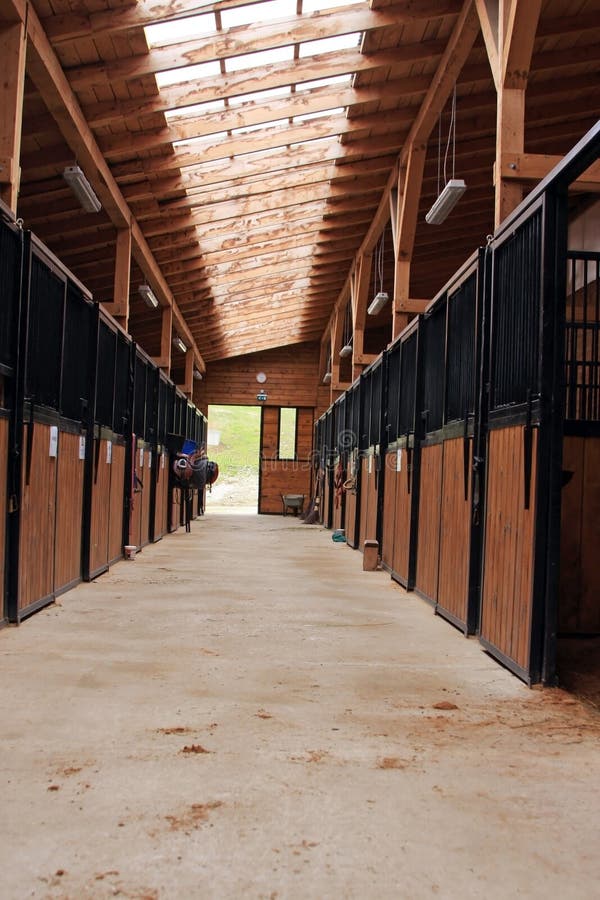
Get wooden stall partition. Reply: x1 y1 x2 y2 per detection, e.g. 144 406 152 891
259 406 313 514
153 450 169 541
139 445 152 548
0 415 9 620
559 435 600 633
344 466 358 548
414 443 443 603
89 437 112 578
437 436 473 628
54 430 85 595
129 440 144 550
480 426 538 679
18 422 57 616
381 452 397 570
391 446 413 586
108 442 126 564
358 454 378 551
322 462 333 527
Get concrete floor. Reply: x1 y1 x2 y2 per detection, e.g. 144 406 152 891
1 513 599 900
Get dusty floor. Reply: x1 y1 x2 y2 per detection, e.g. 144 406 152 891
1 513 599 900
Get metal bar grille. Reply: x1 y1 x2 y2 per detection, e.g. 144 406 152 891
565 251 600 421
399 331 417 435
26 254 65 411
422 301 446 433
446 272 477 423
0 219 20 374
491 209 542 410
95 320 116 427
386 345 401 442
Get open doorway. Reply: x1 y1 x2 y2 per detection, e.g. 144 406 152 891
206 405 261 510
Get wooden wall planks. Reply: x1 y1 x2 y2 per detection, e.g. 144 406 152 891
89 438 112 576
437 437 472 627
0 418 7 618
194 342 321 412
480 426 537 672
108 444 125 563
415 443 443 602
559 435 600 633
54 431 84 593
19 423 56 612
153 450 169 540
381 453 397 569
392 448 412 584
259 407 314 515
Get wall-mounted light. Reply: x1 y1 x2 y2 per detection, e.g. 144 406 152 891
138 283 159 308
62 165 102 213
172 335 187 353
425 178 467 225
193 368 203 381
256 391 268 402
322 372 332 384
340 342 353 358
367 291 389 316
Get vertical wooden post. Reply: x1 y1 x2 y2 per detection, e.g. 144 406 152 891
495 87 524 226
352 253 372 380
182 349 194 400
153 305 172 373
113 227 132 331
0 21 26 212
392 143 427 340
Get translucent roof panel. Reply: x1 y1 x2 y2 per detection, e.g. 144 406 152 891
229 87 291 106
157 60 222 88
145 13 215 47
221 0 297 29
302 0 365 11
225 46 295 72
165 99 226 120
299 33 361 58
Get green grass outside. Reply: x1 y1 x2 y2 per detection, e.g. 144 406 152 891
207 405 261 476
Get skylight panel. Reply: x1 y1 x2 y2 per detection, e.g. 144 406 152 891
145 12 215 47
297 75 352 92
231 118 288 135
302 0 364 11
225 46 294 72
229 87 291 106
165 99 226 121
221 0 296 29
299 33 361 57
157 60 221 88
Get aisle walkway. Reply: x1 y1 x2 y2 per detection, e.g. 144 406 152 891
1 514 599 899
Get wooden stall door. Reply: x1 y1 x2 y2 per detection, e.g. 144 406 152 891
391 448 412 586
0 417 9 618
437 437 473 629
140 447 152 548
415 444 443 603
108 443 125 564
345 485 358 548
381 453 397 571
89 438 112 576
153 450 169 541
18 423 57 614
54 431 85 594
130 442 144 550
559 436 600 633
480 426 538 678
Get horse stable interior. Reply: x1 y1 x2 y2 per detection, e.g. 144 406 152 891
0 0 599 692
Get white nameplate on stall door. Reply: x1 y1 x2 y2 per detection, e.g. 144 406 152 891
49 426 58 457
161 454 165 470
106 441 112 464
397 449 402 472
147 451 152 469
368 455 373 475
79 435 86 460
139 447 144 467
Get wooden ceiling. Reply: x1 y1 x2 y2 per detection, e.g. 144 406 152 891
7 0 600 364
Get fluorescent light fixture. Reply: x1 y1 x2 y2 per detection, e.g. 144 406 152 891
138 283 159 308
367 291 389 316
172 335 187 353
62 165 102 213
322 372 332 384
340 343 353 358
425 178 466 225
193 369 203 381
